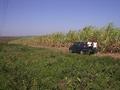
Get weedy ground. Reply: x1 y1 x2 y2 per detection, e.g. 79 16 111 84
0 44 120 90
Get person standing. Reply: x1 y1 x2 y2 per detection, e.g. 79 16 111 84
93 42 97 53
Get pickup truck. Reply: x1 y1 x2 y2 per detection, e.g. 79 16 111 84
69 42 97 54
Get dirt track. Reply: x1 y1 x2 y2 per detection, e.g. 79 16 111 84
95 53 120 59
1 36 120 59
29 45 120 59
0 37 20 43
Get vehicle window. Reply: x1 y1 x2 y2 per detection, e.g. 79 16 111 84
73 42 79 46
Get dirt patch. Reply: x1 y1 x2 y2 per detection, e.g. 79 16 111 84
95 53 120 59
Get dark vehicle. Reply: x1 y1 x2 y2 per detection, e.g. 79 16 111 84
69 42 97 54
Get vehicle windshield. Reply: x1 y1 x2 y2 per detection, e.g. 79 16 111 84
73 42 87 46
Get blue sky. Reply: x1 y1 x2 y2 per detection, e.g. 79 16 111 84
0 0 120 36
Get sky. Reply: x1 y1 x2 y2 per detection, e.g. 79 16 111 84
0 0 120 36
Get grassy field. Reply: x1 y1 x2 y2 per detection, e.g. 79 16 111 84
0 43 120 90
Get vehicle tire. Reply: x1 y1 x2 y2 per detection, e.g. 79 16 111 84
80 50 84 54
88 50 92 55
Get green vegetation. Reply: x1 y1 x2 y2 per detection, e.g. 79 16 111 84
0 44 120 90
9 23 120 53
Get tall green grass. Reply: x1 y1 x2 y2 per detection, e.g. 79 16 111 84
0 44 120 90
9 23 120 53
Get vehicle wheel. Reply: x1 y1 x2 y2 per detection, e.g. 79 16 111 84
80 50 84 54
88 50 92 55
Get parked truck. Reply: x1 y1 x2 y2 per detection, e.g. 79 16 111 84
69 42 97 54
